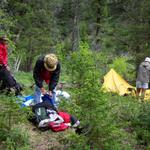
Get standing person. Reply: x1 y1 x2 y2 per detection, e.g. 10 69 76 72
136 57 150 99
33 53 60 105
0 36 21 95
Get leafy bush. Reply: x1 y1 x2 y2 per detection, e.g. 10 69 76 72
131 102 150 146
108 56 135 82
4 127 29 150
62 42 136 149
0 95 26 129
0 72 33 149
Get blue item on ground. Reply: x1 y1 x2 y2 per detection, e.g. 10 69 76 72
25 95 34 101
41 94 55 107
33 85 56 105
18 94 56 108
17 95 34 107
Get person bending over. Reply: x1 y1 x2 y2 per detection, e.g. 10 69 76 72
33 53 60 105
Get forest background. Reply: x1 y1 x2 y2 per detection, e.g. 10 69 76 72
0 0 150 150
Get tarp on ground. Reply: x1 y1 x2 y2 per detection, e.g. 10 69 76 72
101 68 150 100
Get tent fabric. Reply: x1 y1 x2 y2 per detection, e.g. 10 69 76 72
102 69 150 100
144 90 150 100
102 69 135 96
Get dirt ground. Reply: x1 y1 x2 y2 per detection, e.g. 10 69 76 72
24 123 73 150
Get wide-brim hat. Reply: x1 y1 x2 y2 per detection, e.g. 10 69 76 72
44 54 58 71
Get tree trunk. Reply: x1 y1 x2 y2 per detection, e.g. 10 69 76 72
13 56 22 72
71 0 80 51
95 0 101 51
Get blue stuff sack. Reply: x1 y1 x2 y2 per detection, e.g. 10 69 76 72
41 94 55 107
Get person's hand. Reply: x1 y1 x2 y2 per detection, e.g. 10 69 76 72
48 91 53 97
40 87 47 95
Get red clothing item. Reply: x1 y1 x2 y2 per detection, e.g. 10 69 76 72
58 112 71 123
0 42 8 65
48 111 71 132
40 68 52 84
48 122 69 132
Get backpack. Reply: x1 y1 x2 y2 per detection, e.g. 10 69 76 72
28 107 49 131
28 95 57 131
34 107 49 123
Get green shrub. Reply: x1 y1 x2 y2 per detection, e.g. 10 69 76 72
63 42 136 149
5 127 30 150
0 95 26 130
108 56 135 82
131 102 150 146
0 94 30 149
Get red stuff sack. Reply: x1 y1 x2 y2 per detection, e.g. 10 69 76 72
48 122 69 132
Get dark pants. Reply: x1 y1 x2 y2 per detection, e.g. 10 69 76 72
0 66 16 89
0 66 22 95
